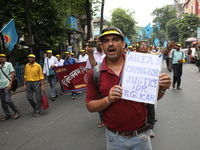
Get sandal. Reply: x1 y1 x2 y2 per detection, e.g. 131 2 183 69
14 110 20 119
97 121 105 128
2 115 11 122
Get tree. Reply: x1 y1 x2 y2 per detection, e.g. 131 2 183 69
151 5 176 32
110 8 136 40
166 19 180 42
176 13 200 44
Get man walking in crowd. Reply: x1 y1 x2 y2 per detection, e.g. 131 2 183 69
195 45 200 71
78 49 88 62
56 54 64 67
86 37 106 128
0 54 20 121
86 26 171 150
56 54 65 95
43 50 58 101
24 54 44 117
71 52 78 62
63 51 77 99
169 44 185 90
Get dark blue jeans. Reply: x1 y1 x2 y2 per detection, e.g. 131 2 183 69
172 64 183 88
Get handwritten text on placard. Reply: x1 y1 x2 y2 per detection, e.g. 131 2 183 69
121 52 162 104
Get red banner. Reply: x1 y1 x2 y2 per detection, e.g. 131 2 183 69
53 62 87 93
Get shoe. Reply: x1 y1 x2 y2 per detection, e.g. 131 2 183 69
61 92 64 95
2 115 11 122
51 97 55 101
71 94 77 99
97 121 105 128
177 87 182 90
77 91 82 94
35 111 42 117
14 110 20 119
149 129 155 138
172 83 175 88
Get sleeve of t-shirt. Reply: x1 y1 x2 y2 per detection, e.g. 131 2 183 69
86 69 99 103
9 63 15 73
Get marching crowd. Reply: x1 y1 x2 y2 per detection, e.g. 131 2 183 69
2 25 198 150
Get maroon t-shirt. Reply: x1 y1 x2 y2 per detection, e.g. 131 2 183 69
86 55 147 131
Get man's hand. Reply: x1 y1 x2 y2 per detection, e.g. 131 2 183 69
177 59 182 63
85 43 93 55
159 73 171 91
41 85 44 92
108 85 123 104
7 83 12 90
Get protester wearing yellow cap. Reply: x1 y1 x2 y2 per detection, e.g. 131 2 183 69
55 54 64 67
71 52 78 62
78 49 88 62
63 51 78 99
169 42 185 90
43 50 58 101
0 52 20 121
24 54 44 116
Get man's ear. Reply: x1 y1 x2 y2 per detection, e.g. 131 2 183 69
122 41 126 48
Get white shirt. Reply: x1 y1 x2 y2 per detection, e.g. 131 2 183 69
78 54 88 62
57 59 64 66
43 56 58 76
86 49 106 69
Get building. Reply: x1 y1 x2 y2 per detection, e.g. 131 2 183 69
183 0 200 17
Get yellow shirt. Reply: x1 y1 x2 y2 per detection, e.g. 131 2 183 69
24 62 44 81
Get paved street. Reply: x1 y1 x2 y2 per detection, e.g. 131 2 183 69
0 62 200 150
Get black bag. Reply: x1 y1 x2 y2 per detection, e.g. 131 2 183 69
0 67 18 92
11 78 18 92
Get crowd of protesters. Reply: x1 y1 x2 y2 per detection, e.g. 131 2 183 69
5 25 200 150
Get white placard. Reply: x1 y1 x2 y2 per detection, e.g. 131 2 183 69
121 52 162 104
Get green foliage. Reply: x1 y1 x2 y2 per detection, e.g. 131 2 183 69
151 5 176 32
110 8 136 40
176 13 200 44
166 19 180 42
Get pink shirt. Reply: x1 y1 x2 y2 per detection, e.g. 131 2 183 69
86 49 106 69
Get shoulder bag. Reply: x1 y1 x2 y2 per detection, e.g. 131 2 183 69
0 67 18 92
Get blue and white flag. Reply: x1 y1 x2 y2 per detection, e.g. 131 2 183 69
1 19 18 51
144 23 154 38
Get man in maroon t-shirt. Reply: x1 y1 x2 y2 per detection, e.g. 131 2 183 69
86 26 171 150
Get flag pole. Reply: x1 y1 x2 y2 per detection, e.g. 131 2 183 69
0 32 6 53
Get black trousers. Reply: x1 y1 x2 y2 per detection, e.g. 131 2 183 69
172 64 183 88
147 104 155 129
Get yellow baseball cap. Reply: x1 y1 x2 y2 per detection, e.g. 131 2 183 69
80 49 86 52
46 50 52 53
71 53 75 55
27 54 36 58
56 54 60 57
177 44 182 47
65 51 70 54
99 27 124 40
0 54 6 57
128 46 133 48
